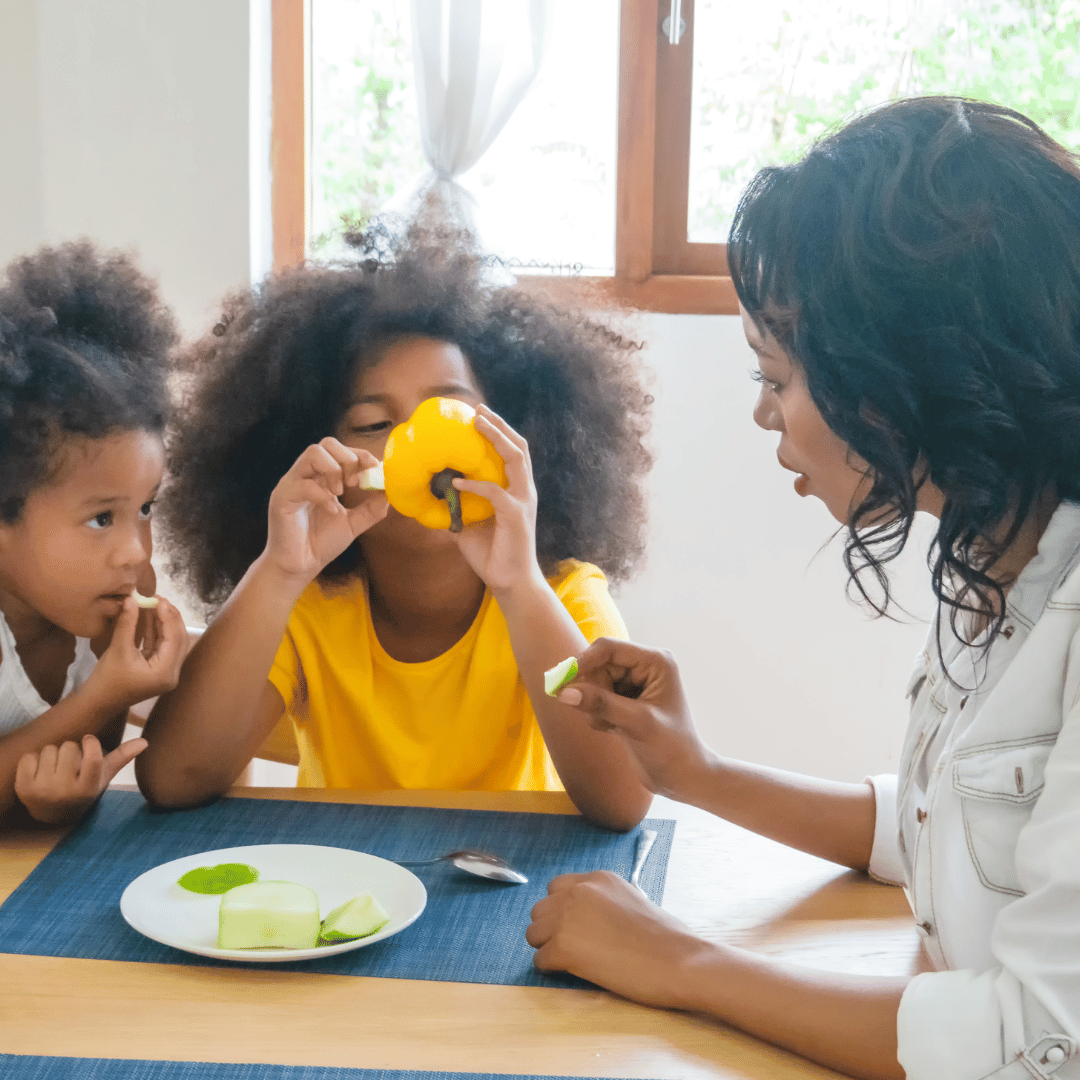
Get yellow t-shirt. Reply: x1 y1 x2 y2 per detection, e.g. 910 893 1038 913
267 559 627 791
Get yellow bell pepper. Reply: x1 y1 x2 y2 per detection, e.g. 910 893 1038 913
382 397 508 532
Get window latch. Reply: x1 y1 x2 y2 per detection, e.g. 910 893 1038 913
662 0 686 45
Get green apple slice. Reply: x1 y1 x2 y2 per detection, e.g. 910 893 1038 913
544 656 579 697
358 462 385 490
319 892 390 942
218 880 320 949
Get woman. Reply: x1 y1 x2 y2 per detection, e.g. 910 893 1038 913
527 97 1080 1079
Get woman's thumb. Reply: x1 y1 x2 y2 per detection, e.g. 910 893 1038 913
557 682 649 736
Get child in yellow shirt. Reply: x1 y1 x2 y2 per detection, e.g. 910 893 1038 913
139 227 654 830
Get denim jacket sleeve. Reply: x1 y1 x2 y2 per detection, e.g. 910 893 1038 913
865 773 905 885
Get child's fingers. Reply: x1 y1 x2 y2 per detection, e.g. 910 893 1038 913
290 442 351 497
475 404 530 458
146 600 188 668
340 445 381 489
35 742 59 779
295 479 346 517
56 739 84 778
319 436 362 467
452 477 519 516
353 447 381 469
76 734 104 794
473 412 532 487
108 596 141 655
137 602 161 658
345 494 389 537
316 437 362 493
14 750 40 793
98 738 148 791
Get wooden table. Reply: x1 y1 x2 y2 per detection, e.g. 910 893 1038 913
0 787 921 1078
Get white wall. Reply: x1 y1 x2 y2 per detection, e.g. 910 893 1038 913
615 313 937 781
1 1 937 788
1 0 251 336
0 1 44 260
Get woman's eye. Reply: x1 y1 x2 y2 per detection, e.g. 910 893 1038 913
139 501 155 519
352 421 392 435
750 368 781 392
88 511 112 530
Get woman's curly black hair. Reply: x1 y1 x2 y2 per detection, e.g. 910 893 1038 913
0 240 176 522
161 224 653 609
729 96 1080 645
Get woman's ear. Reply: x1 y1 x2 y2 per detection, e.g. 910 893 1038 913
913 456 945 516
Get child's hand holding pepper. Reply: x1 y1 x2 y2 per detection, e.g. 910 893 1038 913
449 405 543 594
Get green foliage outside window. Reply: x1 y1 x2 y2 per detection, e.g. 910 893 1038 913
311 4 424 254
689 0 1080 241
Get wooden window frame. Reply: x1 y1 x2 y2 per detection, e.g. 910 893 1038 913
270 0 737 315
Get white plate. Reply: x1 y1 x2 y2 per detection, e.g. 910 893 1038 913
120 844 426 962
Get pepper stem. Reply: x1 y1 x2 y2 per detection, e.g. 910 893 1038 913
429 468 465 533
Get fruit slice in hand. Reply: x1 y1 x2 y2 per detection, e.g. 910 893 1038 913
177 862 259 894
133 591 159 609
544 656 579 697
358 461 385 490
218 880 320 949
319 892 390 942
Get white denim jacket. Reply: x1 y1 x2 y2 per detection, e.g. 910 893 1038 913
868 501 1080 1079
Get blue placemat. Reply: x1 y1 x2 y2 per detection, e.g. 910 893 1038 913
0 790 673 986
0 1059 623 1080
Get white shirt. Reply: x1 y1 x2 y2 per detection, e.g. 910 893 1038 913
868 500 1080 1079
0 610 97 738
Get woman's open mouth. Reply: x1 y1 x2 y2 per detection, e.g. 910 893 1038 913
777 453 810 497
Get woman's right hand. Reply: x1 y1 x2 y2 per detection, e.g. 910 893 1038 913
265 438 388 583
556 638 717 800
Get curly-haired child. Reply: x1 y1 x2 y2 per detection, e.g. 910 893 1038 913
0 241 188 828
140 227 655 830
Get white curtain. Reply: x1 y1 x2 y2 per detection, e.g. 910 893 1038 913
407 0 551 235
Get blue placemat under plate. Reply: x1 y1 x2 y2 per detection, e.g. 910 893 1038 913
0 1058 630 1080
0 790 674 985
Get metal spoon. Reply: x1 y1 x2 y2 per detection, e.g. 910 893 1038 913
629 829 658 894
395 848 528 884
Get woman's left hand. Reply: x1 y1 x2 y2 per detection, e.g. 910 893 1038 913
451 405 540 592
526 870 712 1009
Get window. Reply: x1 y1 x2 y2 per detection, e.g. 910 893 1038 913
308 0 620 274
271 0 1080 316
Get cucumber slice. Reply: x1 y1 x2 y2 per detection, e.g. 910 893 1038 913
319 892 390 942
544 656 579 697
